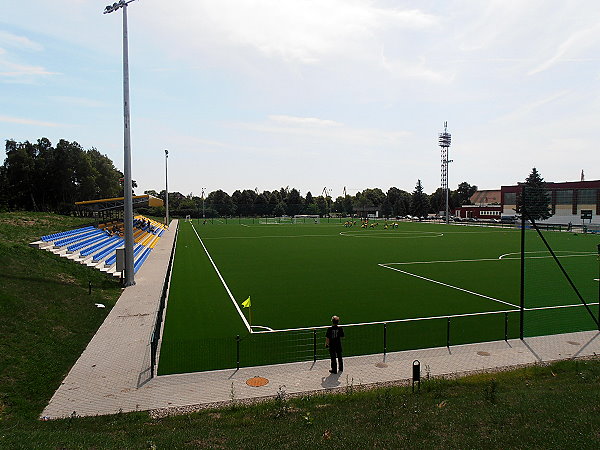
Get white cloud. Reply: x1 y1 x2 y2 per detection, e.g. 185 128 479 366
0 115 65 127
493 90 571 124
0 30 44 51
143 0 439 65
528 25 600 75
231 114 410 147
49 96 107 108
268 115 342 127
0 60 58 79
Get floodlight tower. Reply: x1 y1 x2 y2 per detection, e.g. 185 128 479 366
164 149 169 227
439 122 452 224
103 0 140 286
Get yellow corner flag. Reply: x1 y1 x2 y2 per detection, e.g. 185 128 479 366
242 296 251 308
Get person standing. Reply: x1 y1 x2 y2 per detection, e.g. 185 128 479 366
325 315 345 374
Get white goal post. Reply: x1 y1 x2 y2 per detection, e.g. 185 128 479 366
293 215 320 224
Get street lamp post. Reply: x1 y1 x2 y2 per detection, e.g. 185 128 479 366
104 0 139 286
165 149 169 227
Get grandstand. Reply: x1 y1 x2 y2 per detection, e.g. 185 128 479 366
30 194 165 278
30 215 166 278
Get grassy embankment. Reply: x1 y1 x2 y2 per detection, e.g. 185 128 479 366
1 212 600 448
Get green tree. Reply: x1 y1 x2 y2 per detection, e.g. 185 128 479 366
206 190 234 216
455 182 478 205
315 196 328 216
410 180 430 218
273 201 286 217
517 167 552 221
305 191 314 206
286 188 303 216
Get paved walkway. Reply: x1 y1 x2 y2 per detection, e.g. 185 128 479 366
42 220 600 419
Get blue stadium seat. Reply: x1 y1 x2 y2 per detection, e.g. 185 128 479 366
54 230 106 247
41 226 95 242
67 233 111 252
80 236 120 257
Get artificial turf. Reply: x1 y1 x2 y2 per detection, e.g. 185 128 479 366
158 219 600 374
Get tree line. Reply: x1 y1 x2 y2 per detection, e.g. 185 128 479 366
1 137 480 217
0 138 123 213
142 180 479 219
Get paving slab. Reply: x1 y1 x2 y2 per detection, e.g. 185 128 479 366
41 219 600 419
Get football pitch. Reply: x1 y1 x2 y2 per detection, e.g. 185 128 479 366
157 219 600 375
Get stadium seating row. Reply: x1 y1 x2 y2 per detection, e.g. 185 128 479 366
31 215 167 279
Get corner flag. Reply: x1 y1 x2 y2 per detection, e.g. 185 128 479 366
242 296 251 308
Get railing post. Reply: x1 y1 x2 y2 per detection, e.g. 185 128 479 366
383 322 387 355
520 208 526 340
504 312 508 341
150 333 156 376
446 317 451 348
236 335 240 370
313 329 317 362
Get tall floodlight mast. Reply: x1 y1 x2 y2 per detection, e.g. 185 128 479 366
103 0 140 286
439 122 452 224
165 149 169 227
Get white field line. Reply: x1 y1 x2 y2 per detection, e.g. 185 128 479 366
382 257 501 266
251 308 519 334
526 302 599 311
202 234 335 240
190 222 251 333
499 251 596 260
251 325 274 331
339 231 443 239
378 263 520 309
240 224 250 227
382 251 597 266
251 303 600 334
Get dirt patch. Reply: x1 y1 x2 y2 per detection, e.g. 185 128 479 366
56 273 77 284
185 437 227 448
0 218 38 227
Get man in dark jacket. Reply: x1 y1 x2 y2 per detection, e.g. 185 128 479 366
325 315 345 374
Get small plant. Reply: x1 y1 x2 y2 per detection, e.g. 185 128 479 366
345 375 354 395
230 382 236 402
273 385 290 418
303 411 313 426
375 388 394 424
483 379 498 404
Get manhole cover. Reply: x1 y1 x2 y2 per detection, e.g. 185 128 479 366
246 376 269 387
477 351 491 357
567 341 581 346
375 362 388 368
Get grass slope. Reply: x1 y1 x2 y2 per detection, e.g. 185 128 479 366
0 212 122 422
4 358 600 448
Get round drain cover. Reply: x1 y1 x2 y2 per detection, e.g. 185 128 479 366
375 362 388 368
246 376 269 387
477 351 491 357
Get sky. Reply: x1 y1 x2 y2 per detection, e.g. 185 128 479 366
1 0 599 199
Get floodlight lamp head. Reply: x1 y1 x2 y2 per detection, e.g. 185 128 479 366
165 149 169 156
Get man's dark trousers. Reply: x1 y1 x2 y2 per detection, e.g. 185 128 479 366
329 346 343 373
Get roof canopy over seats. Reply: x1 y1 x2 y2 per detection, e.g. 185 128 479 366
75 194 163 213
